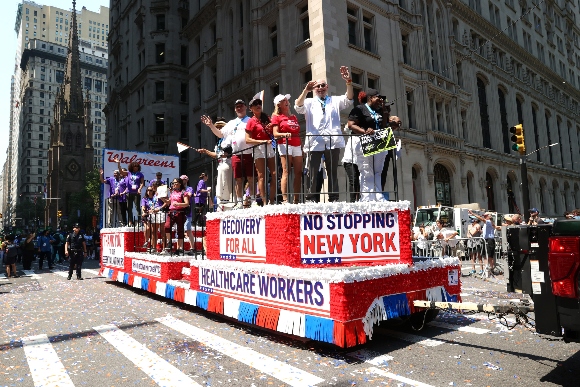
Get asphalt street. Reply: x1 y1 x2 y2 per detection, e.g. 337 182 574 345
1 258 579 387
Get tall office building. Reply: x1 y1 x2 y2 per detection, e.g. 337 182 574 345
1 0 109 228
106 0 580 216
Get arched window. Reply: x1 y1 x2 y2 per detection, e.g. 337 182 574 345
477 78 491 148
412 167 418 209
434 163 452 206
507 175 515 213
498 89 510 154
486 172 495 211
65 132 72 152
552 180 559 215
467 172 474 204
556 117 564 168
532 106 540 162
545 112 553 165
75 133 82 148
539 179 546 213
516 96 524 123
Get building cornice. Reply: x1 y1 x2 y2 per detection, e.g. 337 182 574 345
183 2 216 40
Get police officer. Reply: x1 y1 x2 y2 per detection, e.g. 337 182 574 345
65 223 87 280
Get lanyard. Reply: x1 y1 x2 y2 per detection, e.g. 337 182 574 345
365 103 381 130
316 96 330 114
233 116 248 132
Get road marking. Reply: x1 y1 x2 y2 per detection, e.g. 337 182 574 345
21 334 75 387
377 329 445 347
52 270 69 278
428 321 490 334
367 367 434 387
347 349 393 366
94 324 201 387
22 270 41 279
156 315 325 387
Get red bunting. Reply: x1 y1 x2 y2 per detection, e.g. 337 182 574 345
148 279 157 293
173 287 185 302
256 307 280 330
207 295 224 314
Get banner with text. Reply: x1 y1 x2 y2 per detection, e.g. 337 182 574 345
300 211 401 264
219 217 266 262
101 232 125 268
101 149 179 227
360 127 397 156
199 267 330 316
131 259 162 278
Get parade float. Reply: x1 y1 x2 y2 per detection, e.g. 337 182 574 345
100 201 461 348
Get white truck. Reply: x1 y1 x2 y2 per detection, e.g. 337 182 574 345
412 204 493 238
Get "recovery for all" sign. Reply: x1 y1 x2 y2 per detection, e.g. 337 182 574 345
219 217 266 262
300 212 400 264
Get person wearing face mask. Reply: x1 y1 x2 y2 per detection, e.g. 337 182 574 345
295 66 354 203
347 89 388 202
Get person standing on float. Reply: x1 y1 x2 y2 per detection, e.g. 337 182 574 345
294 66 353 202
347 88 387 202
118 160 145 226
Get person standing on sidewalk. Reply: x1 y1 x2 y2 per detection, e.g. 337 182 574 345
64 223 87 280
469 211 499 275
22 231 36 270
37 229 55 270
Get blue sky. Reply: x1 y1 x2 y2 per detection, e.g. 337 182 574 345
0 0 108 171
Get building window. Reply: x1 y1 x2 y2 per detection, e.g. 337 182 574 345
270 25 278 58
477 78 491 148
155 43 165 64
347 7 357 45
84 77 92 90
498 89 510 154
532 106 540 162
155 114 164 134
181 45 187 67
545 112 553 165
401 33 409 65
434 163 452 206
156 14 165 30
195 77 201 105
299 4 309 42
362 13 374 52
181 82 188 102
155 81 164 101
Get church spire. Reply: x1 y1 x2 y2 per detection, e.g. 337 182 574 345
62 0 84 120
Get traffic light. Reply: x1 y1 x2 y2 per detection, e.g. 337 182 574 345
509 124 526 155
57 210 62 218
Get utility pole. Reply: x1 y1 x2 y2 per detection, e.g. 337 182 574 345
520 155 530 223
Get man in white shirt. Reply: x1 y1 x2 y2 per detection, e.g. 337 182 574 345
201 100 253 208
295 66 354 202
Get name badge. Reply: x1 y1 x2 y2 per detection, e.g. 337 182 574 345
132 184 137 190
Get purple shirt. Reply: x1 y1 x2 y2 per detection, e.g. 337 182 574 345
195 179 208 204
103 176 120 197
141 195 158 212
184 186 194 217
117 178 128 203
127 171 144 194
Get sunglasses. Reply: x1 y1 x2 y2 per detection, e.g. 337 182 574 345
251 102 263 106
314 83 327 88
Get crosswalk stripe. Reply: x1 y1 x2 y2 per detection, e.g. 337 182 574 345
428 321 490 334
52 270 69 278
377 329 445 347
21 334 75 387
94 324 201 387
367 367 435 387
156 315 325 387
347 349 393 366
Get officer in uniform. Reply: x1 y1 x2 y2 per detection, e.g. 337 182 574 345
65 223 87 280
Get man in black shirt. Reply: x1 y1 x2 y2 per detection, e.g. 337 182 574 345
347 89 388 202
65 223 87 280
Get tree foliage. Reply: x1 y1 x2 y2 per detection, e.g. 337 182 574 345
65 167 101 229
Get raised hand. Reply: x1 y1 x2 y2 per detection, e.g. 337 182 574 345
340 66 351 81
304 80 317 91
201 115 213 126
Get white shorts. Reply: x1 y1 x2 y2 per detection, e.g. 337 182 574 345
253 144 276 159
278 144 302 158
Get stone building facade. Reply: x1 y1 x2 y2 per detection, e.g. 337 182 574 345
106 0 580 216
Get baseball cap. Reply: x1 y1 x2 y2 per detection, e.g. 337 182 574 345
366 88 386 100
113 169 119 174
529 208 539 213
73 223 80 228
273 94 291 105
179 175 189 181
234 99 246 106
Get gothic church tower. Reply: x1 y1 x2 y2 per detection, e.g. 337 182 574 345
46 0 94 228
